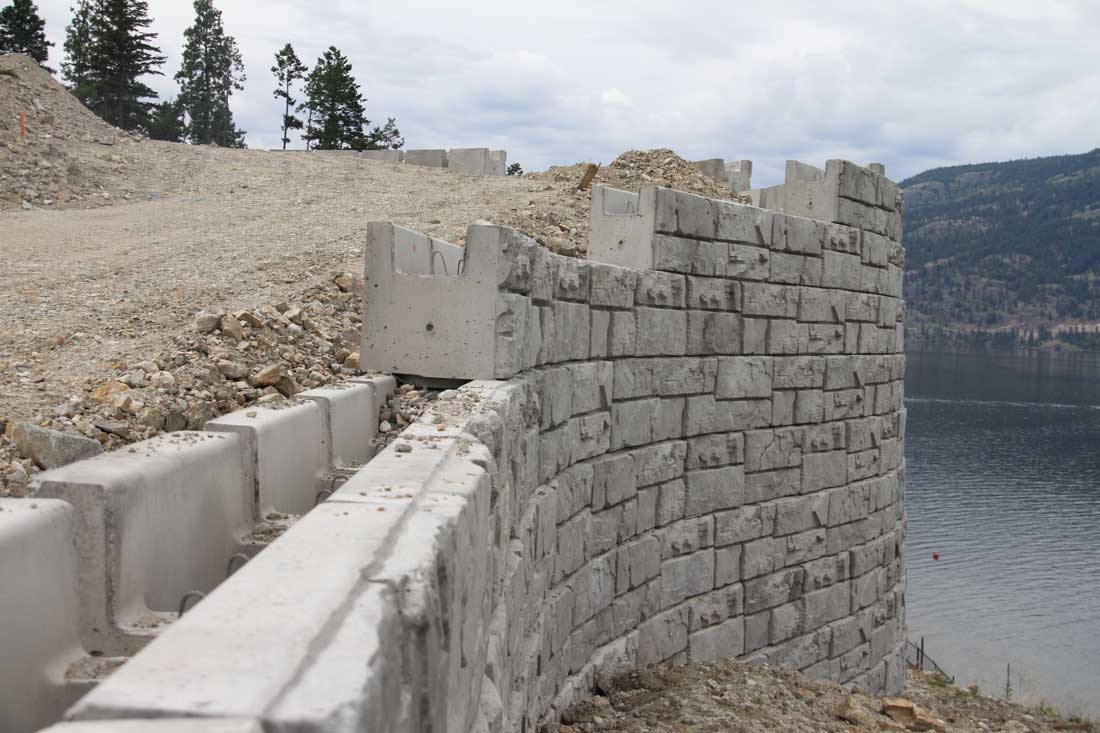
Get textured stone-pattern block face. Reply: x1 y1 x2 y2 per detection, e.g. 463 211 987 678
474 178 907 728
62 175 904 733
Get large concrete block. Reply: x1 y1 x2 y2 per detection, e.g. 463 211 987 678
363 223 531 381
0 499 109 733
359 149 404 163
300 375 397 469
205 401 328 516
30 432 253 656
488 149 508 176
404 148 448 167
448 147 493 176
587 186 657 271
68 498 409 726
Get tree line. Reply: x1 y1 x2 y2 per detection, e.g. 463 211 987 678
0 0 403 151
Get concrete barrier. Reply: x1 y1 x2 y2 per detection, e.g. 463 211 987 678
300 375 397 469
405 148 448 168
0 499 109 733
488 149 507 176
692 158 752 191
29 432 254 656
587 185 658 270
38 163 906 731
359 149 405 163
749 159 903 239
205 401 328 517
362 222 524 380
448 148 509 176
64 386 502 730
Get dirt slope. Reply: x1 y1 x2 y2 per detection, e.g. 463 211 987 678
559 662 1093 733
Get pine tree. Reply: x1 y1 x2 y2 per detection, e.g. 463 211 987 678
62 0 94 100
364 117 403 150
300 46 402 152
85 0 165 130
271 43 306 150
62 0 166 132
300 47 364 150
147 97 184 141
176 0 246 147
0 0 53 69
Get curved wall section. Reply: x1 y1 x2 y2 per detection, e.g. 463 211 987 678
62 166 906 733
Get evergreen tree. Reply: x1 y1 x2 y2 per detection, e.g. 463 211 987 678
62 0 165 131
300 46 402 151
300 47 365 150
147 97 184 141
0 0 52 68
176 0 246 147
85 0 165 130
364 116 403 150
62 0 94 99
271 43 306 150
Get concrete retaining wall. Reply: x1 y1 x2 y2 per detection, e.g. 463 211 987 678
398 147 508 176
2 377 395 732
53 164 906 732
693 158 753 192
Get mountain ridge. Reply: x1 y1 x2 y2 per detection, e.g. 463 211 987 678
900 148 1100 339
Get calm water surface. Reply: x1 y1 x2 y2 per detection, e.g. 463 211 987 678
905 349 1100 714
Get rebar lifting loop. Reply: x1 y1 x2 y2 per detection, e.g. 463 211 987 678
315 489 333 506
431 250 449 275
225 553 250 578
178 590 206 617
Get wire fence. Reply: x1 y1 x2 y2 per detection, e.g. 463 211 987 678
905 637 954 682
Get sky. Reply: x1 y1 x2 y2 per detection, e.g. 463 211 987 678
26 0 1100 186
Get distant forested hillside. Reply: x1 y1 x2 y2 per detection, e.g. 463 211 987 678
901 148 1100 333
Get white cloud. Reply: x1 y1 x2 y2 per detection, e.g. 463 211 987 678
28 0 1100 185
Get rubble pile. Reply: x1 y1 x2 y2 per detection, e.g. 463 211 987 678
558 663 1092 733
0 273 370 495
494 148 749 256
0 53 154 210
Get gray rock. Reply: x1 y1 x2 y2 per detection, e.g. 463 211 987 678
13 423 103 469
193 311 221 334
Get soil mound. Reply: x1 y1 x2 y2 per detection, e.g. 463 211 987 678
0 53 142 209
495 148 748 255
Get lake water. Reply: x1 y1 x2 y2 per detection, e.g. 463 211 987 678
905 348 1100 715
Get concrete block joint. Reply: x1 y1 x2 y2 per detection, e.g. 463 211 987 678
4 160 905 733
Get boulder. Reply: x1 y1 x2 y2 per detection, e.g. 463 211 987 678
13 423 103 469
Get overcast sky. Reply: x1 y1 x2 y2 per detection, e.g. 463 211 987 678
28 0 1100 185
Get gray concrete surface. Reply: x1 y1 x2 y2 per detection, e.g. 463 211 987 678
30 432 254 656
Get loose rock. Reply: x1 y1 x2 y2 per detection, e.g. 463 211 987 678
13 423 103 469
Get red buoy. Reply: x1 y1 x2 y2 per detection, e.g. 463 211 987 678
932 552 940 560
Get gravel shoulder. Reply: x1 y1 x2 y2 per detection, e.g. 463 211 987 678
0 148 539 424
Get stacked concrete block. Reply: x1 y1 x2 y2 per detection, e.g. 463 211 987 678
448 148 509 177
64 383 506 733
205 402 329 517
30 432 255 656
692 158 753 191
48 169 905 732
403 148 448 168
0 499 119 733
359 149 405 163
300 375 396 469
749 159 903 241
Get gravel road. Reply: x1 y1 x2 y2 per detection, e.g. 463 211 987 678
0 148 540 424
